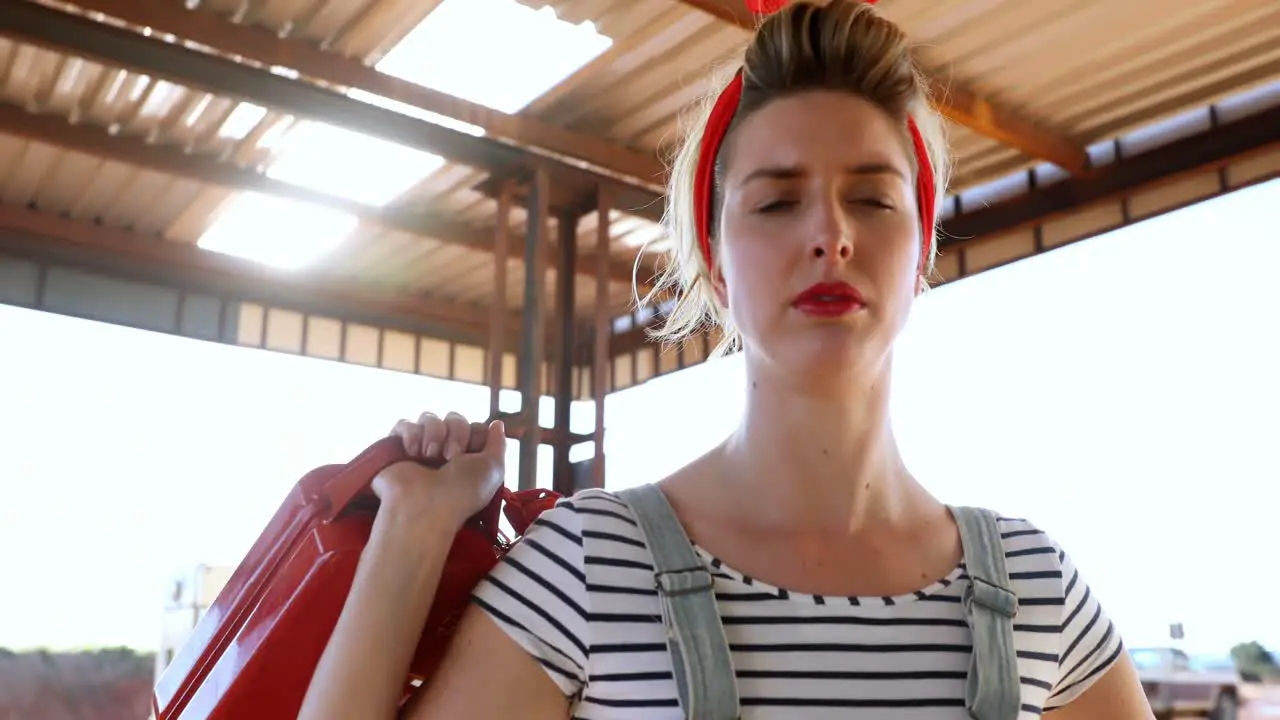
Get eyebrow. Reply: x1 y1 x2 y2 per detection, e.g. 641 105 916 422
739 162 906 186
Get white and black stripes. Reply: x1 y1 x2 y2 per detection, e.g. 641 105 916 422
471 489 1122 719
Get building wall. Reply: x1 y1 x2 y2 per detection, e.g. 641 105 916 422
154 564 234 684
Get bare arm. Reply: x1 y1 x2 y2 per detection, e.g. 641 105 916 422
298 503 569 720
298 506 457 720
1046 652 1155 719
401 606 571 719
298 412 566 720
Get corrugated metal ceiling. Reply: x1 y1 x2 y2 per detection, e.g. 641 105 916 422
0 0 1276 320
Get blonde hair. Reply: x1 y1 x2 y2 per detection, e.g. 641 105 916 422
640 0 951 356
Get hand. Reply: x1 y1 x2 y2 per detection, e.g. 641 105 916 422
375 411 507 534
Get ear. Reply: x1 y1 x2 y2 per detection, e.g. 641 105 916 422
705 240 729 307
710 262 729 308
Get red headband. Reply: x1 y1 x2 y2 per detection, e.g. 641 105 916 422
693 0 936 276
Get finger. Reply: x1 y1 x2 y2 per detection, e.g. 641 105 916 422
466 422 487 454
441 412 471 461
390 419 422 456
417 411 445 459
482 419 507 460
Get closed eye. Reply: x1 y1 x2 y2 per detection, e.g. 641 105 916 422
754 198 895 213
755 199 798 213
850 197 896 210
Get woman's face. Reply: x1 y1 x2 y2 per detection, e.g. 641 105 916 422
715 90 923 381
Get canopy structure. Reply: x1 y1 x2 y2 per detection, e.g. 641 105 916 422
0 0 1277 492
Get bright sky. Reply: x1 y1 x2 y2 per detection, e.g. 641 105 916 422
1 0 1277 661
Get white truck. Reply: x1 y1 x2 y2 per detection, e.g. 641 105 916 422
1131 647 1241 719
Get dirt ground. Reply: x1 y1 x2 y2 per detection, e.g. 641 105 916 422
1243 685 1280 718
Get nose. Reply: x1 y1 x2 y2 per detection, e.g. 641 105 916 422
809 197 853 263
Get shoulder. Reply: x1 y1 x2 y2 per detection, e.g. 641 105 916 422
981 510 1126 709
964 509 1064 567
989 513 1065 570
982 512 1096 607
553 487 638 520
978 511 1086 607
541 488 654 566
476 487 648 600
467 489 641 696
519 488 643 547
954 508 1065 577
504 486 638 539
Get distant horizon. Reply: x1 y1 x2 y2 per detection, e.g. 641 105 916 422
0 646 155 655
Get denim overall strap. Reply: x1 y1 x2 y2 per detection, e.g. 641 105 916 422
618 484 741 720
952 505 1022 720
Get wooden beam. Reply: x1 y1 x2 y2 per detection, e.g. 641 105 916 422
673 0 1089 175
0 203 525 349
0 0 676 292
0 0 667 225
0 102 643 285
57 0 667 193
942 103 1280 245
925 79 1089 177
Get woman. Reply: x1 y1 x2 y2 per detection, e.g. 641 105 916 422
300 2 1152 718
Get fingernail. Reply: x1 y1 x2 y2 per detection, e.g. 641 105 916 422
425 442 439 458
444 441 461 461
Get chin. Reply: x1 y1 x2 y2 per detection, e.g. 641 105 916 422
758 326 887 384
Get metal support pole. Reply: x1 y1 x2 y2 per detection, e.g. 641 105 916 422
592 187 612 488
488 184 512 420
552 209 578 495
517 168 549 490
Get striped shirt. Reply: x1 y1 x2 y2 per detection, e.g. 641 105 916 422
471 489 1123 718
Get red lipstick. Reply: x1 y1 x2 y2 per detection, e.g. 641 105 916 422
792 281 865 317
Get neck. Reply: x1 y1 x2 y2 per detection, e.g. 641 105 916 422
717 354 920 534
